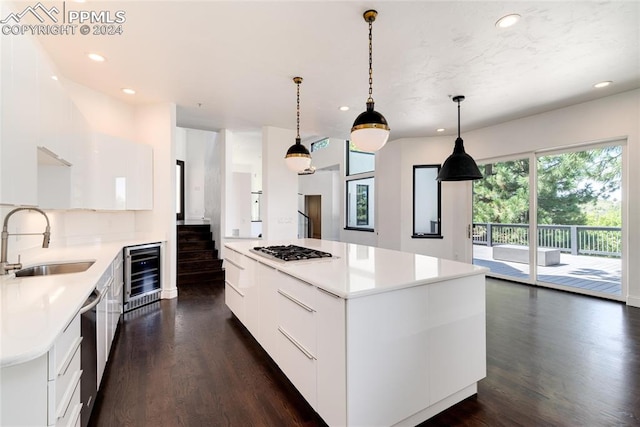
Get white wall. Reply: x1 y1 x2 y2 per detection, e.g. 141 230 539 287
226 172 252 237
176 127 214 221
204 129 224 255
261 126 298 240
134 103 178 299
379 89 640 306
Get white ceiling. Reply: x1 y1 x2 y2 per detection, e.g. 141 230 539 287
34 1 640 142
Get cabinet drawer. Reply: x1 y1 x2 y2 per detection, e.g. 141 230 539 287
49 314 81 381
277 326 317 409
55 374 82 427
224 255 253 288
278 272 315 309
54 340 82 421
225 281 244 320
224 248 243 266
277 289 316 353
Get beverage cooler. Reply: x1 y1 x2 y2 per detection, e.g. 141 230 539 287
123 242 162 312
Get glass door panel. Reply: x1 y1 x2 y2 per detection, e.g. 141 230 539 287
536 145 622 298
472 158 531 281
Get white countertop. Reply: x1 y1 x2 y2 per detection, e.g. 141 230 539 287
0 236 162 367
225 238 487 299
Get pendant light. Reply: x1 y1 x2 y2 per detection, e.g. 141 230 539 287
285 77 312 172
350 9 390 153
436 95 483 181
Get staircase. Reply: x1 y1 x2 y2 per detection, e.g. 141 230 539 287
177 224 225 286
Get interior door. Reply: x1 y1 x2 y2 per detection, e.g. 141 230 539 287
305 195 322 239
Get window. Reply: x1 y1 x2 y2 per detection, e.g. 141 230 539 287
347 140 374 175
413 165 442 238
345 141 375 231
311 137 330 153
346 177 374 230
176 160 185 221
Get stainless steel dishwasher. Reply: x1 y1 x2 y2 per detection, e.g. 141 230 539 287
79 286 106 427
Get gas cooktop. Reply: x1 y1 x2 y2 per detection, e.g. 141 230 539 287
251 245 333 262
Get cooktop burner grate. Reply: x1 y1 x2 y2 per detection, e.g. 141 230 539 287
252 245 332 261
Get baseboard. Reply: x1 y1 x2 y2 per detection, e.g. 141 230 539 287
627 296 640 308
162 287 178 299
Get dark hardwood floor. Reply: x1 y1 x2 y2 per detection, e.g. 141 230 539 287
91 279 640 426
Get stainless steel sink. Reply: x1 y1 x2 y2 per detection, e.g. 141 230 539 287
15 261 95 277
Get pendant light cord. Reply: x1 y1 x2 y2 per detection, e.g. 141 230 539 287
296 79 301 141
368 18 374 104
457 99 461 139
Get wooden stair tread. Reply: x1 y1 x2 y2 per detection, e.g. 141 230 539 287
177 224 224 286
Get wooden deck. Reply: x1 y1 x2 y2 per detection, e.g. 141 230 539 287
473 244 621 296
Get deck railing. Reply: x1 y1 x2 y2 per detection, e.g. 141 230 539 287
472 223 621 258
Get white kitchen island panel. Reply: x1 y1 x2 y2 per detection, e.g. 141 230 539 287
224 239 487 426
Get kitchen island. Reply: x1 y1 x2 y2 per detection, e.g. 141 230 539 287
224 239 488 427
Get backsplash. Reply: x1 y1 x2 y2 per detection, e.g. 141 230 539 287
1 207 136 260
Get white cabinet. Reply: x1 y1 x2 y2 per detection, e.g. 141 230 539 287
275 272 318 408
0 315 83 426
315 287 346 427
223 250 259 336
87 133 153 211
255 261 279 356
0 34 39 206
1 31 91 208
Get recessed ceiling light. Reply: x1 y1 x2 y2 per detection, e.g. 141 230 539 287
436 128 445 133
122 88 136 95
593 81 612 88
51 75 58 81
339 106 350 111
87 53 106 62
496 14 521 29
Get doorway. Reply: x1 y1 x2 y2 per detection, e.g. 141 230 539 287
305 195 322 239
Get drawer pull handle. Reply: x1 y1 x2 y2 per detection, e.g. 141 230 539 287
57 370 82 420
70 402 83 426
278 289 315 312
223 258 245 270
257 260 276 269
281 271 313 286
225 280 245 297
278 327 316 360
317 287 342 299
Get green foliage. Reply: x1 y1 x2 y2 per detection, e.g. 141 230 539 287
473 146 621 226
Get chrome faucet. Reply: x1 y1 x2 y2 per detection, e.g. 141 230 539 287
1 207 51 275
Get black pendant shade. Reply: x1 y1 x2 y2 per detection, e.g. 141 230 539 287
437 137 483 181
436 95 483 181
286 137 311 157
352 101 389 132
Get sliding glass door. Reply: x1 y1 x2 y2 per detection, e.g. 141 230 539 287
536 144 622 298
472 142 624 301
472 157 531 282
